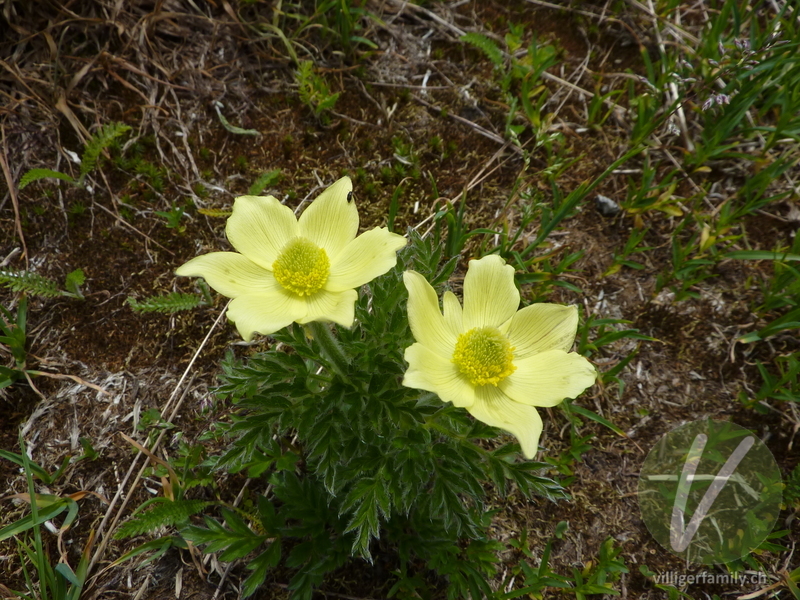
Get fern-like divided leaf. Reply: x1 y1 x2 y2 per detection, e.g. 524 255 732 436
461 32 505 68
197 207 233 218
79 122 132 181
127 292 205 313
115 499 212 539
18 168 75 190
0 270 62 297
248 169 282 196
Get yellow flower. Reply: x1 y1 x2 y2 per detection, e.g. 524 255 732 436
402 255 596 458
177 176 407 341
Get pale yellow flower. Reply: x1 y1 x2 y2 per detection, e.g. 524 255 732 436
177 176 407 341
402 255 596 458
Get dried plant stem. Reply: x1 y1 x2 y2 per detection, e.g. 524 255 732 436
0 125 27 267
86 302 230 584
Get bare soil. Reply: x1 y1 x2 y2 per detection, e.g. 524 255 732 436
1 1 798 599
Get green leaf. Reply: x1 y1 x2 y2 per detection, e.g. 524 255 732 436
214 103 260 136
0 449 52 483
248 170 282 196
738 305 800 342
0 270 62 297
314 92 340 115
64 269 85 298
350 35 378 50
725 250 800 261
112 536 187 567
341 476 391 558
16 295 27 333
566 403 626 437
241 542 281 598
461 32 505 67
19 168 75 189
127 292 205 313
54 563 81 586
182 509 269 562
738 331 760 343
115 499 212 539
0 499 69 541
79 122 131 181
257 495 283 533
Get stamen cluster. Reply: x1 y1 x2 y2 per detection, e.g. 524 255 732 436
452 326 516 386
272 237 330 297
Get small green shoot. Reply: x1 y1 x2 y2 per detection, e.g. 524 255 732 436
312 0 379 54
249 170 282 196
0 447 75 487
738 353 800 410
0 269 85 299
500 525 626 598
785 464 800 507
155 204 187 230
604 227 653 276
213 102 260 136
127 288 210 314
0 433 91 600
19 122 131 189
295 60 340 120
1 298 28 390
461 27 558 141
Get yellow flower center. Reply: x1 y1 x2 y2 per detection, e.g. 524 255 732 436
272 237 330 297
452 326 516 387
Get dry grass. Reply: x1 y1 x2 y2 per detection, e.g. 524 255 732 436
1 0 798 598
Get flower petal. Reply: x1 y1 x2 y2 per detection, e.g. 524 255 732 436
500 349 596 406
403 270 457 358
462 255 519 329
468 386 543 459
297 289 358 328
176 252 280 298
326 227 407 292
298 176 358 261
507 304 579 359
403 343 474 408
442 291 463 338
226 195 299 270
226 291 307 341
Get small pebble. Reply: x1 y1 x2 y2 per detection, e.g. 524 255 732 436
596 194 621 217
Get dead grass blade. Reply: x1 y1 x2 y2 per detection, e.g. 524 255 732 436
86 302 230 587
0 125 27 267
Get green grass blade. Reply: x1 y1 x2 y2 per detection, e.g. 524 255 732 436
567 404 626 437
725 250 800 261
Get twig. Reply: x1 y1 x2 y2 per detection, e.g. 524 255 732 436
212 561 236 600
86 302 230 584
645 0 694 151
26 370 110 396
412 94 522 155
22 371 46 401
398 1 466 38
523 0 614 20
0 125 27 267
55 92 90 144
623 0 700 45
93 200 173 255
